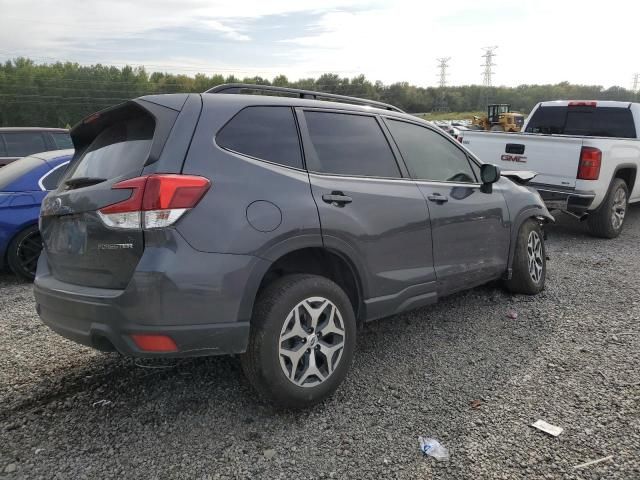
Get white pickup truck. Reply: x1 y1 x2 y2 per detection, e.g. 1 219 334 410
461 100 640 238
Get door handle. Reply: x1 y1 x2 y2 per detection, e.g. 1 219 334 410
322 192 353 206
427 193 449 204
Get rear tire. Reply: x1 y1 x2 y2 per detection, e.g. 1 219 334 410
587 178 628 239
505 219 546 295
241 274 356 409
7 225 42 281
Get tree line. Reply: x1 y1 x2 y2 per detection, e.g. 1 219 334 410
1 58 638 127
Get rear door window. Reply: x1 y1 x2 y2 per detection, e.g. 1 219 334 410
66 114 154 181
303 111 401 178
50 132 73 149
387 119 477 183
3 132 47 157
217 106 303 169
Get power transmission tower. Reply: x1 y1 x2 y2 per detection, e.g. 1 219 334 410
481 46 498 87
633 73 639 94
437 57 451 88
481 46 498 107
433 57 451 112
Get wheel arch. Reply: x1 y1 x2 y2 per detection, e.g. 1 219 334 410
613 164 637 195
238 241 366 326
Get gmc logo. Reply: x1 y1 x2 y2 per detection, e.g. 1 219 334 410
501 154 527 163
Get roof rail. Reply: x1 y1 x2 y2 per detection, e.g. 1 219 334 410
204 83 404 113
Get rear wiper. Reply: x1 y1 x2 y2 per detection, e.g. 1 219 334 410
65 177 107 189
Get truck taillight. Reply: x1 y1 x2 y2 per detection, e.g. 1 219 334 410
569 101 597 107
98 174 211 229
577 147 602 180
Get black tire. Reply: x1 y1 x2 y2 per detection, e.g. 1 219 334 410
7 225 42 281
505 219 546 295
587 178 628 239
241 274 356 409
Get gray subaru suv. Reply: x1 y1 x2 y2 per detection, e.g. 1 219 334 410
35 84 552 408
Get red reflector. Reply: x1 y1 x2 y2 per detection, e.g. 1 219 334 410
131 334 178 352
100 174 210 214
569 101 597 107
577 147 602 180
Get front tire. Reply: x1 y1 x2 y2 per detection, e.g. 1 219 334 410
587 178 628 239
505 219 546 295
7 225 42 281
241 274 356 409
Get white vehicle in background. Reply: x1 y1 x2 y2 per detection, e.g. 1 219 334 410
461 100 640 238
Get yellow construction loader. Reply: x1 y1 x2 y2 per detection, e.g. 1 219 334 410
473 104 525 132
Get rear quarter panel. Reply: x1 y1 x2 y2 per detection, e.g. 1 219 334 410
178 95 323 258
578 138 640 206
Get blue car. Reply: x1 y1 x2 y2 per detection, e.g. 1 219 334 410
0 149 72 280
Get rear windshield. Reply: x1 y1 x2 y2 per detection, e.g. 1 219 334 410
525 106 636 138
66 113 154 181
0 155 45 191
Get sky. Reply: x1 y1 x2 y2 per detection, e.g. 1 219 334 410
0 0 638 89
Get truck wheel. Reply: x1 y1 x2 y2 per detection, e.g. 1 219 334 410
505 219 546 295
587 178 628 239
7 225 42 281
241 274 356 409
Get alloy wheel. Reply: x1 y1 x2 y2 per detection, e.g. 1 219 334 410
611 187 627 231
278 297 346 388
16 230 42 277
527 230 543 284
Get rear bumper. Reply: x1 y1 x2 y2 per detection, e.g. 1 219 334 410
35 289 249 358
34 236 269 357
531 184 595 216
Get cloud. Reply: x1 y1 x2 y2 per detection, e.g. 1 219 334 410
0 0 638 88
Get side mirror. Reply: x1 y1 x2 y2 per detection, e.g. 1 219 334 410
480 164 501 184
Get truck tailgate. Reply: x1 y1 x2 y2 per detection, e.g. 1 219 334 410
463 132 583 188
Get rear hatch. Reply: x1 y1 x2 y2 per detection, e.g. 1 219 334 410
40 96 196 288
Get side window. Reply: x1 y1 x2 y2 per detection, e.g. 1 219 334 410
3 132 47 157
386 120 477 183
50 133 74 149
303 111 400 178
217 106 302 169
40 163 69 190
525 106 567 134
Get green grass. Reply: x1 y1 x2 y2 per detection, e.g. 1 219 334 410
415 111 483 121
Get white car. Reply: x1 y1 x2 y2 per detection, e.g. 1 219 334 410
461 100 640 238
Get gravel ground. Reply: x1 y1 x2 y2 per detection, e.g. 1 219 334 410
1 208 639 480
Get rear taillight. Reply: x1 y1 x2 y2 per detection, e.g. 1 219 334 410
98 174 210 229
577 147 602 180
